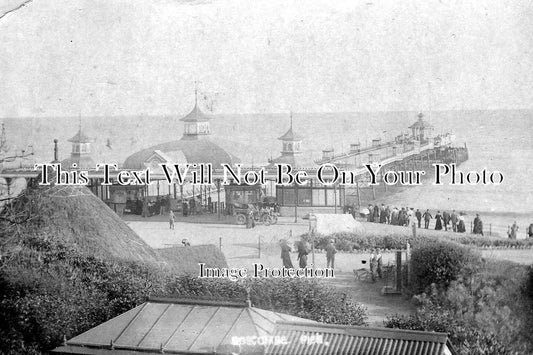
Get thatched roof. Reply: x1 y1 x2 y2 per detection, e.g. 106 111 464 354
5 183 228 273
32 184 162 264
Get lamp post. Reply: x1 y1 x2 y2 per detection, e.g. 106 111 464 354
308 211 317 268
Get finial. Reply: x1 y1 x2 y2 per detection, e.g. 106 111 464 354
290 111 293 129
110 339 115 350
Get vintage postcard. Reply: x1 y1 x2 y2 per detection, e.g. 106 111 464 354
1 0 532 354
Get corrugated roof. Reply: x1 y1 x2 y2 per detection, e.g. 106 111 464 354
266 322 455 355
55 298 316 355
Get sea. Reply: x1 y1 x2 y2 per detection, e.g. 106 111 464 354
1 109 532 237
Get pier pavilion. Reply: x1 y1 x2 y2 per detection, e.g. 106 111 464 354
267 116 345 216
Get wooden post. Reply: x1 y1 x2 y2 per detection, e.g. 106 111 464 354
371 184 376 200
396 251 402 292
258 235 261 258
294 185 298 223
356 180 361 210
334 184 337 214
219 237 222 251
217 179 221 220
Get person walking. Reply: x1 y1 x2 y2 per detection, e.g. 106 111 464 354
326 239 337 269
451 210 458 232
423 209 432 229
280 239 294 268
415 209 422 228
297 238 310 268
169 210 175 230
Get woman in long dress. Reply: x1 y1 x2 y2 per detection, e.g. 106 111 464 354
435 211 443 230
280 239 294 268
457 214 466 233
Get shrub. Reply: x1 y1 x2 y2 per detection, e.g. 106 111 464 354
387 260 533 354
164 276 367 326
409 240 482 293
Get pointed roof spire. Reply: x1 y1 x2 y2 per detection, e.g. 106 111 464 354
278 112 303 141
180 82 212 122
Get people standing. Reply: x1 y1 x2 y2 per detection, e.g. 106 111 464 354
142 197 148 218
442 211 450 231
169 210 175 230
407 208 414 226
510 221 519 239
457 213 466 233
529 224 533 238
297 238 310 268
280 239 294 268
415 209 422 228
385 205 391 224
451 210 458 232
435 211 443 230
473 214 484 235
368 204 374 222
391 207 399 225
423 209 432 229
398 208 406 226
183 200 189 217
373 204 380 223
369 249 377 283
326 239 337 269
376 248 383 279
189 198 196 216
380 204 387 223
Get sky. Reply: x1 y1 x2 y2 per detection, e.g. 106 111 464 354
0 0 532 117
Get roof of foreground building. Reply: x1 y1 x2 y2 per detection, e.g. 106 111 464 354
53 297 316 355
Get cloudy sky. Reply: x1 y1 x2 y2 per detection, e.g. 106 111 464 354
0 0 532 117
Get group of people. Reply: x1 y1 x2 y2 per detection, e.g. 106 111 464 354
507 221 533 239
279 238 337 269
364 203 473 234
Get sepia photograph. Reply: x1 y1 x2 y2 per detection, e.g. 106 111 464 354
0 0 532 354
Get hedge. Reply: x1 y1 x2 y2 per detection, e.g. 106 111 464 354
301 231 533 252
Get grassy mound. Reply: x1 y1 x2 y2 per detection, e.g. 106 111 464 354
157 245 227 275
